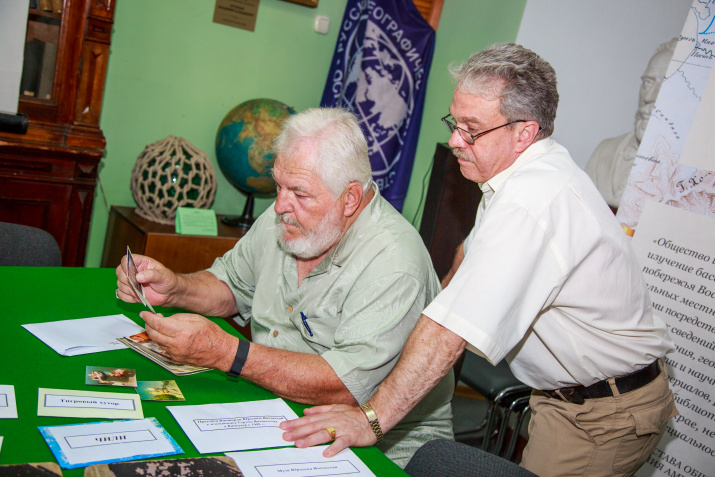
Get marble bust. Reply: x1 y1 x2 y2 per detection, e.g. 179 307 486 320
585 38 678 209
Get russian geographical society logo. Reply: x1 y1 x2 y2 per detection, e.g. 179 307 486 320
329 8 425 184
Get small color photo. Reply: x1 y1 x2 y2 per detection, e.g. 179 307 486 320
136 380 185 401
85 366 137 387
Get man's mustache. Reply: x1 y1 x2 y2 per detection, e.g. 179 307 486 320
279 214 302 229
451 148 471 161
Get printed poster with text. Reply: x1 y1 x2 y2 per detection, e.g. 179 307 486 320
617 0 715 477
617 0 715 233
632 203 715 477
625 3 715 476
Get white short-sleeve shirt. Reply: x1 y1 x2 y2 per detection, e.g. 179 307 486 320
423 139 673 390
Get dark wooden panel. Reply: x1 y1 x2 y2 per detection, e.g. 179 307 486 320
419 143 482 279
101 206 247 274
102 208 148 270
0 196 53 230
64 185 96 267
145 235 242 274
0 176 71 257
88 0 116 20
73 41 110 127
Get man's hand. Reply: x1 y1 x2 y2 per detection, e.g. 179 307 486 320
280 404 377 457
141 311 238 371
116 254 178 307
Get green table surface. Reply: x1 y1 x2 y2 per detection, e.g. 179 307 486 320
0 267 404 476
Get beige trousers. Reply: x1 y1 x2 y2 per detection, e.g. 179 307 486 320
520 362 678 477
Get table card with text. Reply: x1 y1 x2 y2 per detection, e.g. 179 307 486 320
39 418 182 469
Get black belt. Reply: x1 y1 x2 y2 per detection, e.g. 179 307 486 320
543 360 661 405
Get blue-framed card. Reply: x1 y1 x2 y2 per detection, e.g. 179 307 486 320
38 417 182 469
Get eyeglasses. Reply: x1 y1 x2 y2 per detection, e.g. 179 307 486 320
441 114 528 144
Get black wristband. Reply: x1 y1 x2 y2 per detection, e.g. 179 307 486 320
226 340 250 378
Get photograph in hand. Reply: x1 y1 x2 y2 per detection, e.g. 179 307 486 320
117 332 210 376
126 246 156 313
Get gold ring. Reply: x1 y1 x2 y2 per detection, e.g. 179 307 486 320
115 289 120 299
325 426 336 441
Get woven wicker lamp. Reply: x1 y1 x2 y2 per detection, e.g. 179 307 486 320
130 135 217 225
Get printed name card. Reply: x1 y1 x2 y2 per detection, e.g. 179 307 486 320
175 207 218 236
38 388 143 419
226 446 376 477
168 398 299 453
39 418 182 469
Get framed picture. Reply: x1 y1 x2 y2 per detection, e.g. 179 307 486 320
280 0 318 7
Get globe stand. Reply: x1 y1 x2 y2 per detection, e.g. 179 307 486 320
221 193 256 230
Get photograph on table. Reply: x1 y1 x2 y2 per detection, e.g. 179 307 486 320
136 380 185 401
85 366 137 387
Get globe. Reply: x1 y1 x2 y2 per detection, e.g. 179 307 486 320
215 98 295 228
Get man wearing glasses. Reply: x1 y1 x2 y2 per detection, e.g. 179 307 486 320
282 44 677 477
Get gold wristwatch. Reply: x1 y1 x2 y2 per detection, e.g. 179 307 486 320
360 402 384 443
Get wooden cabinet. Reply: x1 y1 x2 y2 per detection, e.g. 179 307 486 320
0 0 115 266
101 206 247 274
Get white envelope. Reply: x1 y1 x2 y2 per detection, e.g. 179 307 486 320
22 314 144 356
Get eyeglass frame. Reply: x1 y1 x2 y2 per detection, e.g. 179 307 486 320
441 114 532 144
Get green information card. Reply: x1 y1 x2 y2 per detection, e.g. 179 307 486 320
175 207 218 236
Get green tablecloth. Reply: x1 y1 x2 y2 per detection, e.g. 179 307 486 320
0 267 404 475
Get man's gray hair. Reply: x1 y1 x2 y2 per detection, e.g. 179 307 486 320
273 108 373 198
450 43 559 140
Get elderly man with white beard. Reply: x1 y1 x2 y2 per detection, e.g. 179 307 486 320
115 107 454 468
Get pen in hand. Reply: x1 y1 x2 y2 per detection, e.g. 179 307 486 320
300 312 313 337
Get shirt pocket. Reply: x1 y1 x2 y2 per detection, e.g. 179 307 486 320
290 310 337 353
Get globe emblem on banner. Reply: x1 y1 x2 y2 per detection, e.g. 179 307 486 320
340 21 415 178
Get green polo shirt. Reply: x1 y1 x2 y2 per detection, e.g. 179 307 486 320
207 186 454 467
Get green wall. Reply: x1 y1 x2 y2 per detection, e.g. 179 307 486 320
401 0 527 228
86 0 526 267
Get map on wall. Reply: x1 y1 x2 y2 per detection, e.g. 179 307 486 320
617 0 715 233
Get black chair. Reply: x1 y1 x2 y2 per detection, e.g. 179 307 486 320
456 350 532 460
0 222 62 266
405 439 538 477
495 394 532 461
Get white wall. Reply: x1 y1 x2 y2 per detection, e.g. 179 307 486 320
516 0 692 168
0 0 29 114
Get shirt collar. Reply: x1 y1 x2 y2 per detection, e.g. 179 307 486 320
480 138 553 196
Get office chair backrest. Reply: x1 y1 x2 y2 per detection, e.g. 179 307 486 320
0 222 62 266
405 439 538 477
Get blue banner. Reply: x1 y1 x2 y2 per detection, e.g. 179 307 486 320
320 0 435 211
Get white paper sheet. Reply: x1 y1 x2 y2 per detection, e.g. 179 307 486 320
38 418 182 469
0 385 17 419
168 398 299 454
22 314 144 356
38 388 143 419
226 446 375 477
